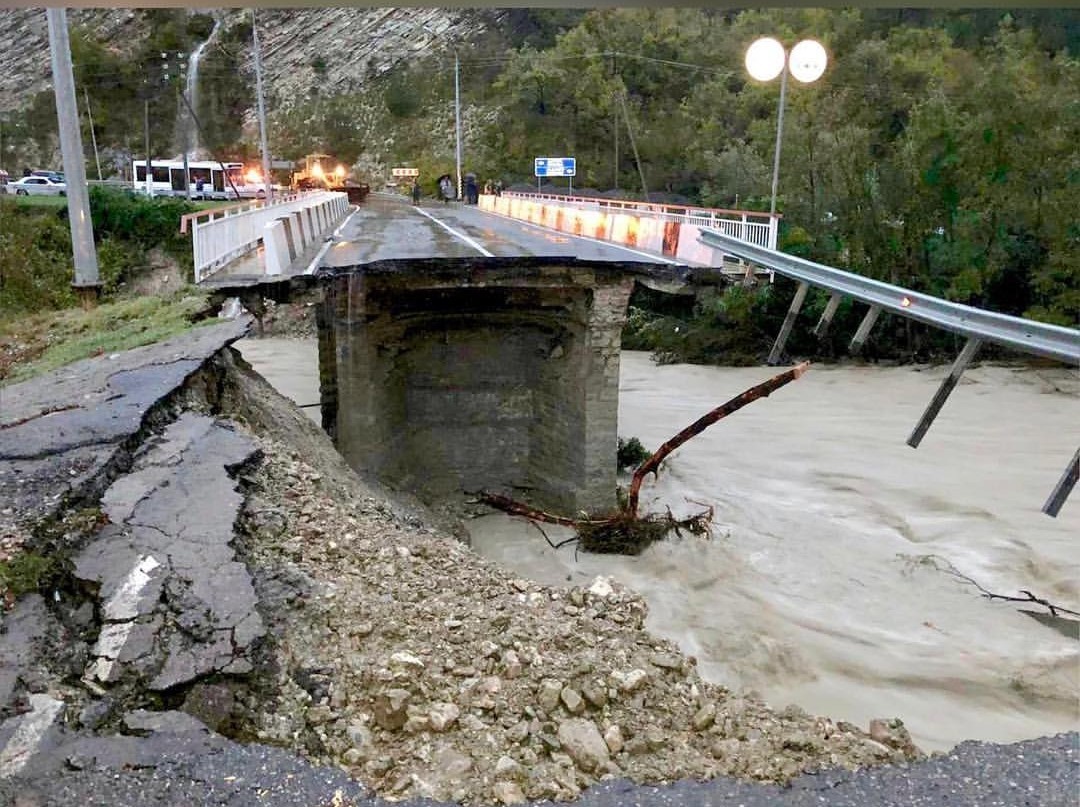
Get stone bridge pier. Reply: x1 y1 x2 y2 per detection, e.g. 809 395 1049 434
317 258 649 514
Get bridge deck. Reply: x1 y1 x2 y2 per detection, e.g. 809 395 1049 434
322 192 686 266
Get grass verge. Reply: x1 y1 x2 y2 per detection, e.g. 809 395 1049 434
1 288 213 385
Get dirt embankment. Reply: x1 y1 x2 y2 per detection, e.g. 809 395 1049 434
210 347 922 804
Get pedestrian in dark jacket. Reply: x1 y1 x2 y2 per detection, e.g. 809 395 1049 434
411 179 421 205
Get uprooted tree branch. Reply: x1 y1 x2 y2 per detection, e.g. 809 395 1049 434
920 554 1080 620
481 362 810 555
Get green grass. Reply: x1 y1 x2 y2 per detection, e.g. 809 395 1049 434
3 193 68 207
0 552 54 598
5 193 229 211
1 289 214 385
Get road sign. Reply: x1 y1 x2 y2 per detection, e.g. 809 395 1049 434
533 157 576 178
392 167 420 177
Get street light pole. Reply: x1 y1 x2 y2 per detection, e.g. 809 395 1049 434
768 61 788 219
745 36 827 246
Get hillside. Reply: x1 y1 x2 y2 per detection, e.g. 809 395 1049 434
0 8 488 114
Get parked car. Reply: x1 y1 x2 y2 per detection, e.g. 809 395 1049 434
8 176 67 196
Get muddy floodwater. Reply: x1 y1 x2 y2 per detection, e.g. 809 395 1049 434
237 337 1079 752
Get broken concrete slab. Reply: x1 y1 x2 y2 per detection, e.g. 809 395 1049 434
0 595 78 721
0 318 252 531
0 694 66 779
72 412 264 692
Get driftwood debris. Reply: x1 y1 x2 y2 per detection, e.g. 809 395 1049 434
628 361 809 517
481 362 810 555
932 556 1080 619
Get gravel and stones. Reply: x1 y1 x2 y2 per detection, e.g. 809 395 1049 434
225 351 926 803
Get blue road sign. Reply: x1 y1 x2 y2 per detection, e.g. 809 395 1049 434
534 157 576 178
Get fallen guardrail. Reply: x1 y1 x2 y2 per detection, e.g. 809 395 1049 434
698 229 1079 517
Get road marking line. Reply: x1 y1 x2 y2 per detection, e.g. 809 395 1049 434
87 554 161 683
0 694 65 778
477 207 684 265
102 554 161 621
413 206 495 257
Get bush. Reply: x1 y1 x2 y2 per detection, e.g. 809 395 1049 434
86 187 194 274
617 437 651 471
0 200 76 313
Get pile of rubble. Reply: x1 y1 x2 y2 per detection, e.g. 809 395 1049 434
233 426 922 804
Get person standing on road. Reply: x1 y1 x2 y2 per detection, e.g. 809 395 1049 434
411 178 421 205
439 175 453 204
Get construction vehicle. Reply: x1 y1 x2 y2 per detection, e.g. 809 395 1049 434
291 153 369 203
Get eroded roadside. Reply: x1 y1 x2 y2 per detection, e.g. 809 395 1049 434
0 320 1073 807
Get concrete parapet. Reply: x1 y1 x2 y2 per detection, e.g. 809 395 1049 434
290 211 309 250
263 220 290 276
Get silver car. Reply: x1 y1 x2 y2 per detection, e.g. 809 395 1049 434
7 176 67 196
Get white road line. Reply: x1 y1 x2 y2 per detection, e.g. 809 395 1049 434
305 205 360 275
102 554 161 621
477 207 685 265
0 694 65 778
86 554 162 683
413 206 495 257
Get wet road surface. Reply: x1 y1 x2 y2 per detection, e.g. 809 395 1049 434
321 193 681 267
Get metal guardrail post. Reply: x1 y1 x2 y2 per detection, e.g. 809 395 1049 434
767 281 809 365
1042 447 1079 517
813 292 843 338
907 337 982 448
849 305 882 353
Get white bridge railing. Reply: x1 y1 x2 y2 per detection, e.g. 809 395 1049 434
180 191 350 282
499 191 779 250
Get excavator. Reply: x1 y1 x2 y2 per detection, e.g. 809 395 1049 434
291 153 369 203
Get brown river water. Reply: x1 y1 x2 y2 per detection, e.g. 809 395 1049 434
237 337 1079 752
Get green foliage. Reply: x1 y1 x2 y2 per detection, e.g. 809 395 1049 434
0 200 77 313
624 285 778 365
617 437 651 471
88 187 194 263
1 291 212 385
187 13 216 41
197 34 255 156
0 189 197 316
0 553 54 598
383 67 422 119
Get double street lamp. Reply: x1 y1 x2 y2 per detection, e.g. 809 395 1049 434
745 37 828 220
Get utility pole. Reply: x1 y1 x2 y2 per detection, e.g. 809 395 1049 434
169 50 191 200
45 8 99 299
251 9 273 202
454 49 462 202
617 89 648 200
82 88 102 181
144 97 152 197
613 93 619 192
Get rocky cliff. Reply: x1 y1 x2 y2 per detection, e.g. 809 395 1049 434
0 7 488 114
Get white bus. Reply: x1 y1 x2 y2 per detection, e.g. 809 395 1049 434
132 160 269 200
